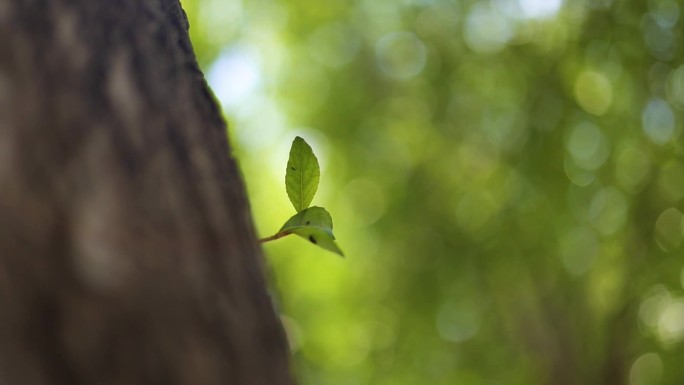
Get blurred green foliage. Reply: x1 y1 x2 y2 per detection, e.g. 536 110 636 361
183 0 684 383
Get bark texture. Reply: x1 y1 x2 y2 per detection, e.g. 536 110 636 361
0 1 294 384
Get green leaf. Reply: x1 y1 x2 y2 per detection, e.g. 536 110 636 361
286 136 320 212
279 206 344 256
290 227 344 256
280 206 333 232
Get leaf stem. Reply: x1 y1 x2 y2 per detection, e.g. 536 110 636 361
259 231 291 243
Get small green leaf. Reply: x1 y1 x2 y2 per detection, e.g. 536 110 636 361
291 227 344 256
279 206 344 256
280 206 333 232
285 136 320 212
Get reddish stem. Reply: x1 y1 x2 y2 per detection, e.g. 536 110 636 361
259 231 291 243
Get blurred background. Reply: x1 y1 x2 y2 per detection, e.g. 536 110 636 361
182 0 684 384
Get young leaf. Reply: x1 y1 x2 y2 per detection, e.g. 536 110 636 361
285 136 320 212
279 206 344 256
280 206 333 232
290 227 344 256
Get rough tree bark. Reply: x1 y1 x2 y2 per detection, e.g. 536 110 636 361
0 1 294 384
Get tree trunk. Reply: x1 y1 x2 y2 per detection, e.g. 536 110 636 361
0 1 294 384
